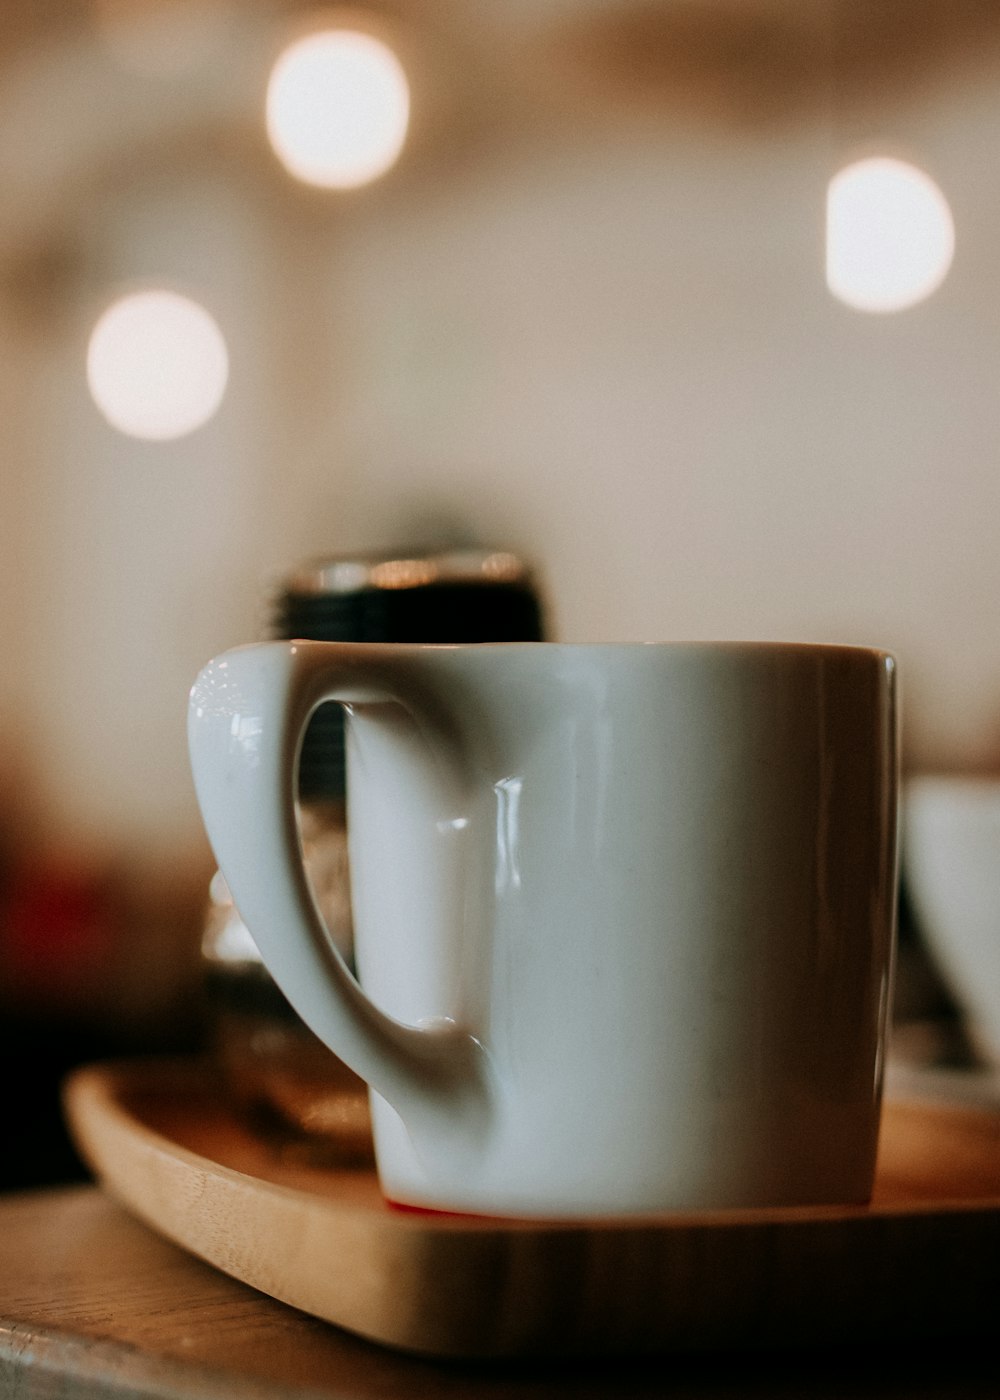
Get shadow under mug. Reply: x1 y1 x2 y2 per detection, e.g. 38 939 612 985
188 640 898 1218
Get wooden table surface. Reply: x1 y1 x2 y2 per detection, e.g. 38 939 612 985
1 1184 998 1400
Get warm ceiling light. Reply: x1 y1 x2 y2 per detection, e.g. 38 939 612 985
265 28 410 189
826 157 955 313
86 290 229 441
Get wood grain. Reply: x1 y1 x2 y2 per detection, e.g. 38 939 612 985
2 1185 999 1399
59 1060 1000 1362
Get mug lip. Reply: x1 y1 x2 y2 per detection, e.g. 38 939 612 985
284 637 896 663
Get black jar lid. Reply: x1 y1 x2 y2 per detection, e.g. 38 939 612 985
273 548 545 798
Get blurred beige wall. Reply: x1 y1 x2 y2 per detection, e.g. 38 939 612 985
2 2 999 863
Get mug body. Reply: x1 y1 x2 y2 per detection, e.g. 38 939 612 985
339 642 897 1215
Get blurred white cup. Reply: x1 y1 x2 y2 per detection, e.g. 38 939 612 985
903 776 1000 1064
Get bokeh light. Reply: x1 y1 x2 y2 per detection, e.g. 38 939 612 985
265 28 410 189
826 157 955 313
86 290 229 441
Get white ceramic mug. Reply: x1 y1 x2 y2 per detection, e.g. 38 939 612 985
188 640 898 1218
903 776 1000 1065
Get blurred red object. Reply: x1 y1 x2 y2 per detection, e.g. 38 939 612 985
1 858 119 1013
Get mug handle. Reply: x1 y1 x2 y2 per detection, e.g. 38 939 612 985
187 640 491 1126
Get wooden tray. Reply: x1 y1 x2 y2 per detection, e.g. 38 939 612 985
63 1060 1000 1361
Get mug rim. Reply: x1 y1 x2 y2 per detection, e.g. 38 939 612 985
282 637 896 663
